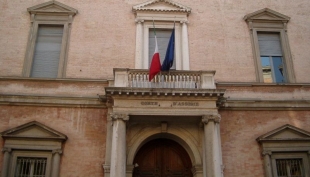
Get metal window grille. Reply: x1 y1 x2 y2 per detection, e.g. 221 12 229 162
276 159 304 177
15 157 47 177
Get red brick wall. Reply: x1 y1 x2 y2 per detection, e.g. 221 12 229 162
220 110 310 177
0 106 107 177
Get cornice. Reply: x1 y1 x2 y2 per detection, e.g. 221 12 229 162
0 94 106 108
219 99 310 110
216 82 310 87
0 77 108 83
105 87 225 98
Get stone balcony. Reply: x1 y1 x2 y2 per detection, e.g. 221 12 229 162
110 68 216 89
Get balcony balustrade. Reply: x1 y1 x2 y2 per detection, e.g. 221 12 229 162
112 69 216 89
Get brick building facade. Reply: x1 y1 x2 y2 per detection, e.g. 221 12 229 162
0 0 310 177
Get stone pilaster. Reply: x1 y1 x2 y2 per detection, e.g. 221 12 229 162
262 151 272 177
1 147 12 177
135 19 144 69
51 149 62 177
181 20 190 70
110 113 129 177
202 114 223 177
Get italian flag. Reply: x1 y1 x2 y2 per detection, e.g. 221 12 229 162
149 35 161 81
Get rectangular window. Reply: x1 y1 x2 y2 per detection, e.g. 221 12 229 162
15 157 47 177
275 159 304 177
258 32 285 83
149 29 176 69
31 25 64 78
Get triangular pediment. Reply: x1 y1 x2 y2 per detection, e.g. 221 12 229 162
28 0 77 15
244 8 290 22
257 124 310 142
133 0 191 14
1 121 67 141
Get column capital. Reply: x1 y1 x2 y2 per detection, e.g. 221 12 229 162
262 150 272 156
2 147 12 153
202 114 221 124
135 19 144 24
52 149 63 155
103 164 110 173
110 113 129 121
180 20 189 24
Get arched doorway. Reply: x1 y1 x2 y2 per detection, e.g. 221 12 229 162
133 138 193 177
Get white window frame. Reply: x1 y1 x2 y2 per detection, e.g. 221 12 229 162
133 0 191 70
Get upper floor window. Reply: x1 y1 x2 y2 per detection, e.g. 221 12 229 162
132 0 191 70
23 1 77 78
244 8 295 83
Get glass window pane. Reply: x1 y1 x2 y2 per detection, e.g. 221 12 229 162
261 56 273 83
276 159 304 177
272 57 285 83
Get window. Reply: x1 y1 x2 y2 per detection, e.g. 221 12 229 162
132 0 191 70
258 32 285 83
0 121 67 177
271 154 308 177
257 124 310 177
15 157 47 177
149 28 176 69
23 1 77 78
11 151 52 177
244 8 295 83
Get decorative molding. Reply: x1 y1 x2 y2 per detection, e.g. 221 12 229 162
191 165 203 175
2 147 12 153
110 113 129 121
1 121 67 141
0 76 108 83
244 8 290 22
105 87 225 98
132 0 191 14
262 150 272 156
102 164 110 173
52 149 63 155
257 124 310 143
135 19 144 24
202 114 221 124
220 99 310 111
27 0 78 15
0 94 105 108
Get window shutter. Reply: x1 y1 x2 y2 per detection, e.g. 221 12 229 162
258 33 282 56
31 25 64 78
149 29 176 69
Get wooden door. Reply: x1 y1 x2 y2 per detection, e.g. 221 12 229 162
133 139 193 177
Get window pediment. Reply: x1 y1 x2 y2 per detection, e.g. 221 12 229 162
133 0 191 15
257 124 310 142
1 121 67 141
244 8 289 23
27 0 78 15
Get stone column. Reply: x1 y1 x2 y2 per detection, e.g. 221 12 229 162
135 19 144 69
181 20 190 70
1 147 11 177
262 151 272 177
51 149 62 177
202 114 222 177
110 113 129 177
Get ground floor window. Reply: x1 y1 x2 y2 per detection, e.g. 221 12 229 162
15 157 48 177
